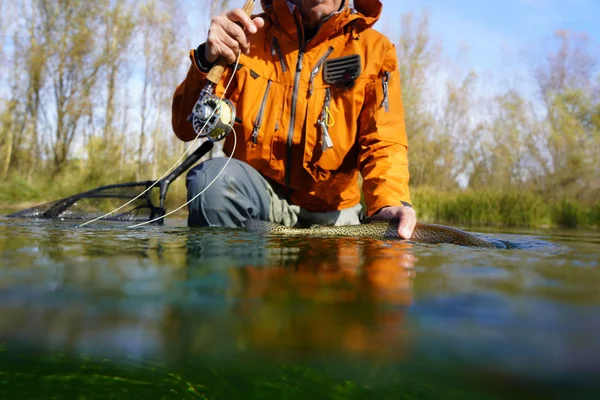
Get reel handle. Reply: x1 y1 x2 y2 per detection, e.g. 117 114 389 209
206 0 256 85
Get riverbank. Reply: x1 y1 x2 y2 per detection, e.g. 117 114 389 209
412 187 600 230
2 178 598 229
0 176 190 219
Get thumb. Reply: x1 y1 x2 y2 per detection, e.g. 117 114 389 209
400 226 411 240
398 210 416 240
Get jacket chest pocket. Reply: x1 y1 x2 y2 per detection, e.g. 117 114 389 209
303 85 362 182
250 79 272 145
224 67 284 168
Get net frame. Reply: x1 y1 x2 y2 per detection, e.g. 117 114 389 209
6 141 215 224
6 181 163 222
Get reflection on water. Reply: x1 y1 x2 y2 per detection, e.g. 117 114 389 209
1 218 600 398
0 221 416 363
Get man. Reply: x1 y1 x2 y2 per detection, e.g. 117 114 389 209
172 0 416 239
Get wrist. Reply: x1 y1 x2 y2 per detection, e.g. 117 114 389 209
377 202 412 214
193 43 214 73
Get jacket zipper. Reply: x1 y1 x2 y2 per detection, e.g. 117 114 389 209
271 37 287 73
317 87 333 151
381 71 390 112
251 79 272 144
308 46 334 97
285 12 305 187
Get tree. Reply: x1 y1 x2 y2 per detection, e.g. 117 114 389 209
37 0 107 173
532 31 600 202
136 0 189 180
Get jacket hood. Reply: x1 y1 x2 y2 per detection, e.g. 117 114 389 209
260 0 382 33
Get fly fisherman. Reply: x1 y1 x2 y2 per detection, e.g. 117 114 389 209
172 0 417 239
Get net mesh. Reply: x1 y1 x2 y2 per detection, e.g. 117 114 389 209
6 181 164 222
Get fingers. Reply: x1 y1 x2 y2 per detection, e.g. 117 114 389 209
253 16 265 30
373 205 417 240
226 8 257 34
398 207 417 240
206 16 245 62
205 8 262 64
210 41 238 65
221 14 251 53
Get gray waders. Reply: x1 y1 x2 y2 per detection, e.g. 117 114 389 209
186 157 362 228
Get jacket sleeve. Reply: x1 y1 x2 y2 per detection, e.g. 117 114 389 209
358 42 412 217
172 44 214 142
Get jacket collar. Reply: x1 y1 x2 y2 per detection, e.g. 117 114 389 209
260 0 382 46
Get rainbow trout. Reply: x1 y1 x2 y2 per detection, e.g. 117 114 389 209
244 219 497 248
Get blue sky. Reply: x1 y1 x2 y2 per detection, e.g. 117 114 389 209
377 0 600 78
211 0 599 93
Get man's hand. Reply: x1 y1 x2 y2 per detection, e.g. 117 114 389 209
375 206 417 240
205 8 265 64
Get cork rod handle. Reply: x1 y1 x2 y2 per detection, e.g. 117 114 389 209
206 0 256 85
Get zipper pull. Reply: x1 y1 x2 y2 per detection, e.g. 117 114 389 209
297 51 304 72
308 46 334 97
271 37 287 73
251 80 272 144
318 87 333 151
308 74 316 97
318 120 333 152
381 71 390 112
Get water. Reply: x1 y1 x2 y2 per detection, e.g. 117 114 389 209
1 216 599 399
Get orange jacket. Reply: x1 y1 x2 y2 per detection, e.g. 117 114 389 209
172 0 411 216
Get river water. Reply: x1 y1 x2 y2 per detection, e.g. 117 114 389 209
0 216 599 399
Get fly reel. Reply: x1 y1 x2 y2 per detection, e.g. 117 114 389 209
188 93 236 142
186 0 254 142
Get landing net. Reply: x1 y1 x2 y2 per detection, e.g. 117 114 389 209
6 181 163 222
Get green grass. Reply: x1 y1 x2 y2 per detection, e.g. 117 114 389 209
0 170 189 213
411 186 599 229
2 175 598 229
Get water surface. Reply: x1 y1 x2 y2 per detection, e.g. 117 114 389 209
1 216 599 399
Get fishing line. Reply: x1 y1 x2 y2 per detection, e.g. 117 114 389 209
77 51 242 228
503 185 524 229
127 123 237 229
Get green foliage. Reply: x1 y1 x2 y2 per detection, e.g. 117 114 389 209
413 187 545 228
550 199 583 229
1 6 598 230
395 15 599 228
412 186 599 229
0 178 43 204
588 203 600 228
